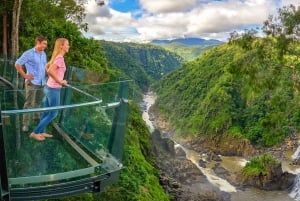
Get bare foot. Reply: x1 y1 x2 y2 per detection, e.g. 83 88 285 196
42 133 53 138
29 133 45 141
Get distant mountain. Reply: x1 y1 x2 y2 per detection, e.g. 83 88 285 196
151 37 223 46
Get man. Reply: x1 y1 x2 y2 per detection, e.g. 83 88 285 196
15 36 48 132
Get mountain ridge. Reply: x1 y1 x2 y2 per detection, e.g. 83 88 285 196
151 37 223 46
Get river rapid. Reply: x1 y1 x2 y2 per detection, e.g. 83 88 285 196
141 91 298 201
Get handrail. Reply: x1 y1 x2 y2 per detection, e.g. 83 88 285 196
1 100 124 115
1 100 102 114
0 76 15 89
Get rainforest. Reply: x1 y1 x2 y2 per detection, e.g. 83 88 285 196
0 1 300 201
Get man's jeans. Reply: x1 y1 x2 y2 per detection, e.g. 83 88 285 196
33 86 61 134
23 80 44 126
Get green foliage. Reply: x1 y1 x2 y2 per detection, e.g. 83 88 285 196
94 103 169 201
153 39 300 146
17 0 114 78
153 5 300 145
100 41 183 91
242 154 279 177
158 42 217 62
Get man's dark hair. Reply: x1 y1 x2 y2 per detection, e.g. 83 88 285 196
35 36 47 44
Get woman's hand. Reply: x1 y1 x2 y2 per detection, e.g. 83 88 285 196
60 80 68 86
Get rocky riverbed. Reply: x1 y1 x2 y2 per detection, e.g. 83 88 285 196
151 129 231 201
144 92 299 201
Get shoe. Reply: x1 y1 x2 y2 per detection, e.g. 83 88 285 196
29 133 45 141
42 133 53 138
22 125 29 132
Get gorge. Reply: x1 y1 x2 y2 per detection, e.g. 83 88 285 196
142 91 300 201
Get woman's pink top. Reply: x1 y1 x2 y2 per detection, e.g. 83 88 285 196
47 55 66 88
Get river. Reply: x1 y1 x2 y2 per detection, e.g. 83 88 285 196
141 91 298 201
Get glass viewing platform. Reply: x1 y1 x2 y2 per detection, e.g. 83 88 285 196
0 58 132 201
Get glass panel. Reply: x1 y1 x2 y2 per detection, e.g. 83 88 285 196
2 112 91 178
0 80 132 188
59 83 121 172
0 56 20 88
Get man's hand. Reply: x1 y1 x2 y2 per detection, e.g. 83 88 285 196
24 74 34 80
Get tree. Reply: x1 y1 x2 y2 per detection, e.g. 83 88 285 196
1 0 11 56
11 0 22 57
0 0 90 57
263 4 300 61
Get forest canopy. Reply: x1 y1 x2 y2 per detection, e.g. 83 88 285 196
153 5 300 146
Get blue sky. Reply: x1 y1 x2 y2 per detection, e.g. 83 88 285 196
85 0 299 43
110 0 140 13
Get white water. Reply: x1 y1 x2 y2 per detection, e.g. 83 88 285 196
292 146 300 160
175 143 237 192
141 91 297 201
290 175 300 201
289 143 300 201
141 92 156 133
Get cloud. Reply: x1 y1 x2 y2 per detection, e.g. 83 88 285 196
139 0 199 13
282 0 300 7
83 0 294 43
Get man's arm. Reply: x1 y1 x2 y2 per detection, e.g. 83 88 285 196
15 64 33 80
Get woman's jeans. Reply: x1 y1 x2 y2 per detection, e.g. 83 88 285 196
33 86 61 134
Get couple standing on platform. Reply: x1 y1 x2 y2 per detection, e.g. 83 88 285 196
15 36 70 141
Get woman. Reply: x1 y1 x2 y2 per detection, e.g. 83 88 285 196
30 38 70 141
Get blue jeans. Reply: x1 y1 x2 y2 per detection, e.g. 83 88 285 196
33 86 61 134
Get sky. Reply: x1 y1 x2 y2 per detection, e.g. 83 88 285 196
83 0 300 43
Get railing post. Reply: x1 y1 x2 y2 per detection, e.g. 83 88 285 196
108 81 129 161
0 112 10 201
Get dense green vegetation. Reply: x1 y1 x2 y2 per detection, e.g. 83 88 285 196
153 5 300 147
242 154 279 178
100 41 183 91
2 1 299 200
3 1 111 75
158 42 218 61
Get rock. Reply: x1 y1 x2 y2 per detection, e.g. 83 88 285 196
240 163 295 190
175 146 186 158
198 159 207 168
151 127 230 201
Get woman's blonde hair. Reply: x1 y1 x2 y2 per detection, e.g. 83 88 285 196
48 38 68 65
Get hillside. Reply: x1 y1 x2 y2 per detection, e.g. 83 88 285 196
153 40 300 147
156 42 218 61
100 40 184 91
